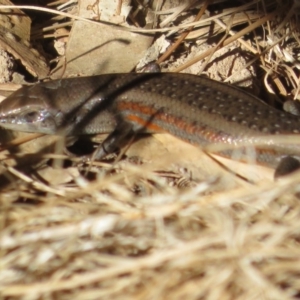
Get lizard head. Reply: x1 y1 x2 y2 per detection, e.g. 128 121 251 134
0 84 64 134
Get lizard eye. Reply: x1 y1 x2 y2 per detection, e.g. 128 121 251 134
12 108 58 134
22 110 41 123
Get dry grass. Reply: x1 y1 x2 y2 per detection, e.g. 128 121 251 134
2 159 300 299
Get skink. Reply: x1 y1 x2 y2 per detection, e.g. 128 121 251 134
0 72 300 169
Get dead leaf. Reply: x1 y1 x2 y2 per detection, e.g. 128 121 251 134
52 0 153 77
0 0 49 78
